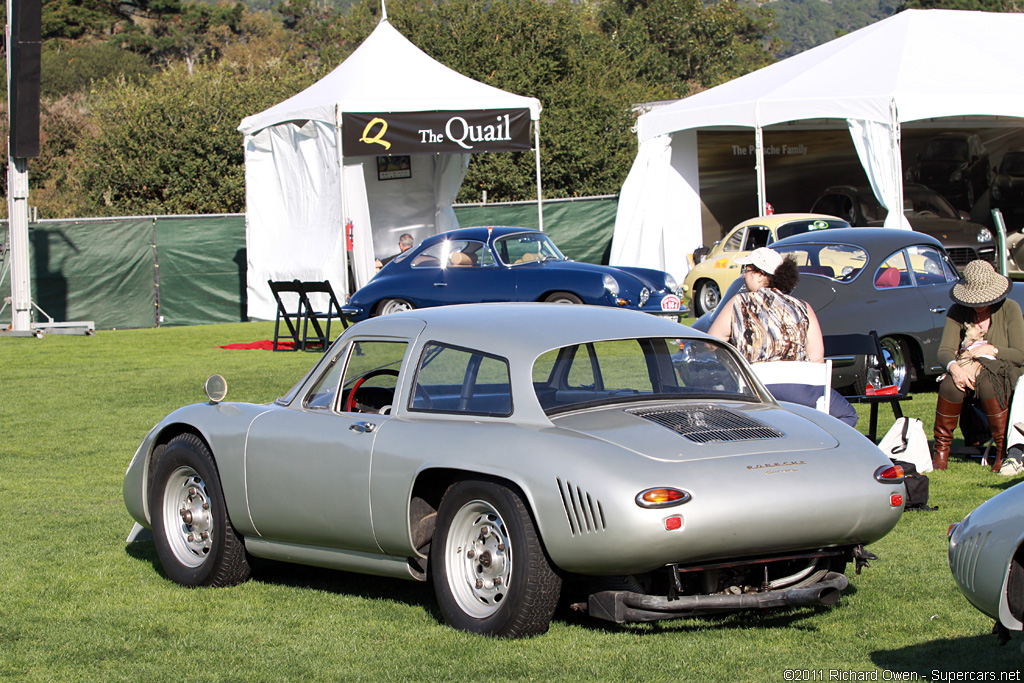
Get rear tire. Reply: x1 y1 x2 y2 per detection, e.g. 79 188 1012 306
543 292 583 305
431 480 561 638
150 434 250 587
377 298 414 316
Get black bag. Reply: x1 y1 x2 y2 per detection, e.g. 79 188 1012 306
892 459 937 511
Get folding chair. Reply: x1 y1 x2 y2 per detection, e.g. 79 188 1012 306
298 281 347 352
822 330 913 442
268 280 306 351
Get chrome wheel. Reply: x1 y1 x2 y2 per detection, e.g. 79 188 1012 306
543 291 583 305
879 336 909 392
431 480 560 637
150 433 250 587
697 281 721 315
444 499 512 619
162 466 214 568
378 299 413 316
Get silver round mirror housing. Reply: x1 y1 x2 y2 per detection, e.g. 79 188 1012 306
204 374 228 403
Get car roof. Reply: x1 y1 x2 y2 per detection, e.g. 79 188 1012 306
346 303 699 358
418 226 538 248
731 213 848 229
771 227 944 252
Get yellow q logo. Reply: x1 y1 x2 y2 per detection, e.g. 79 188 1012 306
359 118 391 150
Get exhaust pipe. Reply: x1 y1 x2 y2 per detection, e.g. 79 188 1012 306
586 572 850 623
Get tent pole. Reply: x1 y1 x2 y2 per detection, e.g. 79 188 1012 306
335 106 351 300
890 98 905 228
754 124 767 216
533 119 544 231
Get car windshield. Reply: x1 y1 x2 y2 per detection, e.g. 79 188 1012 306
920 138 968 161
774 243 869 282
1000 152 1024 176
904 189 959 219
532 338 759 414
494 232 565 265
775 218 851 240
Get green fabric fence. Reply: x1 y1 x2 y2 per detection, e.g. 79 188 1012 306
1 196 617 329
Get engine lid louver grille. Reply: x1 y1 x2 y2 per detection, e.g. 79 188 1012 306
625 404 784 443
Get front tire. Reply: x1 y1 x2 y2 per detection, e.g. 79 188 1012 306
695 280 721 316
543 291 583 305
150 433 250 587
431 480 561 638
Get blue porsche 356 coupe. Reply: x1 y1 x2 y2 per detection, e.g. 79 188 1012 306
342 226 686 322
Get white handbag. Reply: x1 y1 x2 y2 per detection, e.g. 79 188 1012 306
877 417 933 474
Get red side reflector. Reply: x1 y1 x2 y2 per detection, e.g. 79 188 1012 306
665 516 682 530
890 494 904 507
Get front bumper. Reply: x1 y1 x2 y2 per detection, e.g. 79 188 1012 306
583 572 849 623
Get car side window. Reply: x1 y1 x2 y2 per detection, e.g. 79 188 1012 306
411 240 488 269
723 229 745 251
304 340 407 412
743 226 770 251
874 251 911 289
410 342 512 416
908 245 958 286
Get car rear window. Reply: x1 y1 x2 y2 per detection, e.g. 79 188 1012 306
532 338 758 414
776 243 868 282
775 218 851 240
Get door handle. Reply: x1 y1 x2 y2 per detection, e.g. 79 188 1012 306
433 282 448 287
349 421 376 434
929 307 947 314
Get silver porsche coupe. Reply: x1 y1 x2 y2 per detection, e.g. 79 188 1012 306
124 303 905 637
948 481 1024 644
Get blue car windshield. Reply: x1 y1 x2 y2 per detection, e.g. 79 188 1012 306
532 338 759 414
494 232 565 265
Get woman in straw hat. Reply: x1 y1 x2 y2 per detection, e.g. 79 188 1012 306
933 260 1024 473
708 247 858 427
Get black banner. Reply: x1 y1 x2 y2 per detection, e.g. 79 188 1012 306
341 109 531 156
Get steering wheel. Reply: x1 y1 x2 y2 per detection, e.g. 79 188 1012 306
344 369 400 413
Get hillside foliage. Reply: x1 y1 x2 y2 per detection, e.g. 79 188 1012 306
2 0 1019 218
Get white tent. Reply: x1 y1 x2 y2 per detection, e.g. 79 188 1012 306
611 9 1024 281
239 19 543 320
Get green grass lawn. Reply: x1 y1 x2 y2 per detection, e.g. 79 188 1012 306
1 322 1020 681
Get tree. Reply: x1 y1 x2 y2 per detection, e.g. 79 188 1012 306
598 0 777 97
70 59 317 215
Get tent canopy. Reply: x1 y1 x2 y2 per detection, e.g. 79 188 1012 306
239 20 542 321
613 9 1024 280
239 21 541 135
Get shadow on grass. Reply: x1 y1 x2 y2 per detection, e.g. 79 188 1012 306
872 632 1023 675
125 540 439 620
125 539 855 634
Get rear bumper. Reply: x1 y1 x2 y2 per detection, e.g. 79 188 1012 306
584 572 849 623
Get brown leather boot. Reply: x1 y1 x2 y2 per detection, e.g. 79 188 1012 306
981 397 1010 472
932 396 962 470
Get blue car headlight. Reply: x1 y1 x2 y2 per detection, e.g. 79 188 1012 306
603 274 620 297
639 287 650 307
665 274 679 294
978 228 993 244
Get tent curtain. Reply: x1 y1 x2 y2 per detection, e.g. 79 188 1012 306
345 162 377 290
611 132 696 280
434 154 470 233
847 117 911 230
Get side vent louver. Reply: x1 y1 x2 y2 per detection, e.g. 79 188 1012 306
625 404 784 443
556 478 606 536
951 530 990 591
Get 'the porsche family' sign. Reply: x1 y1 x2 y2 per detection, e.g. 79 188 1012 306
341 109 531 156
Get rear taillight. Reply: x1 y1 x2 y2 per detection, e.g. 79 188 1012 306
874 464 905 482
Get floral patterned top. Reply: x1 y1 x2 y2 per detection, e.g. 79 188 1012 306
728 288 811 363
